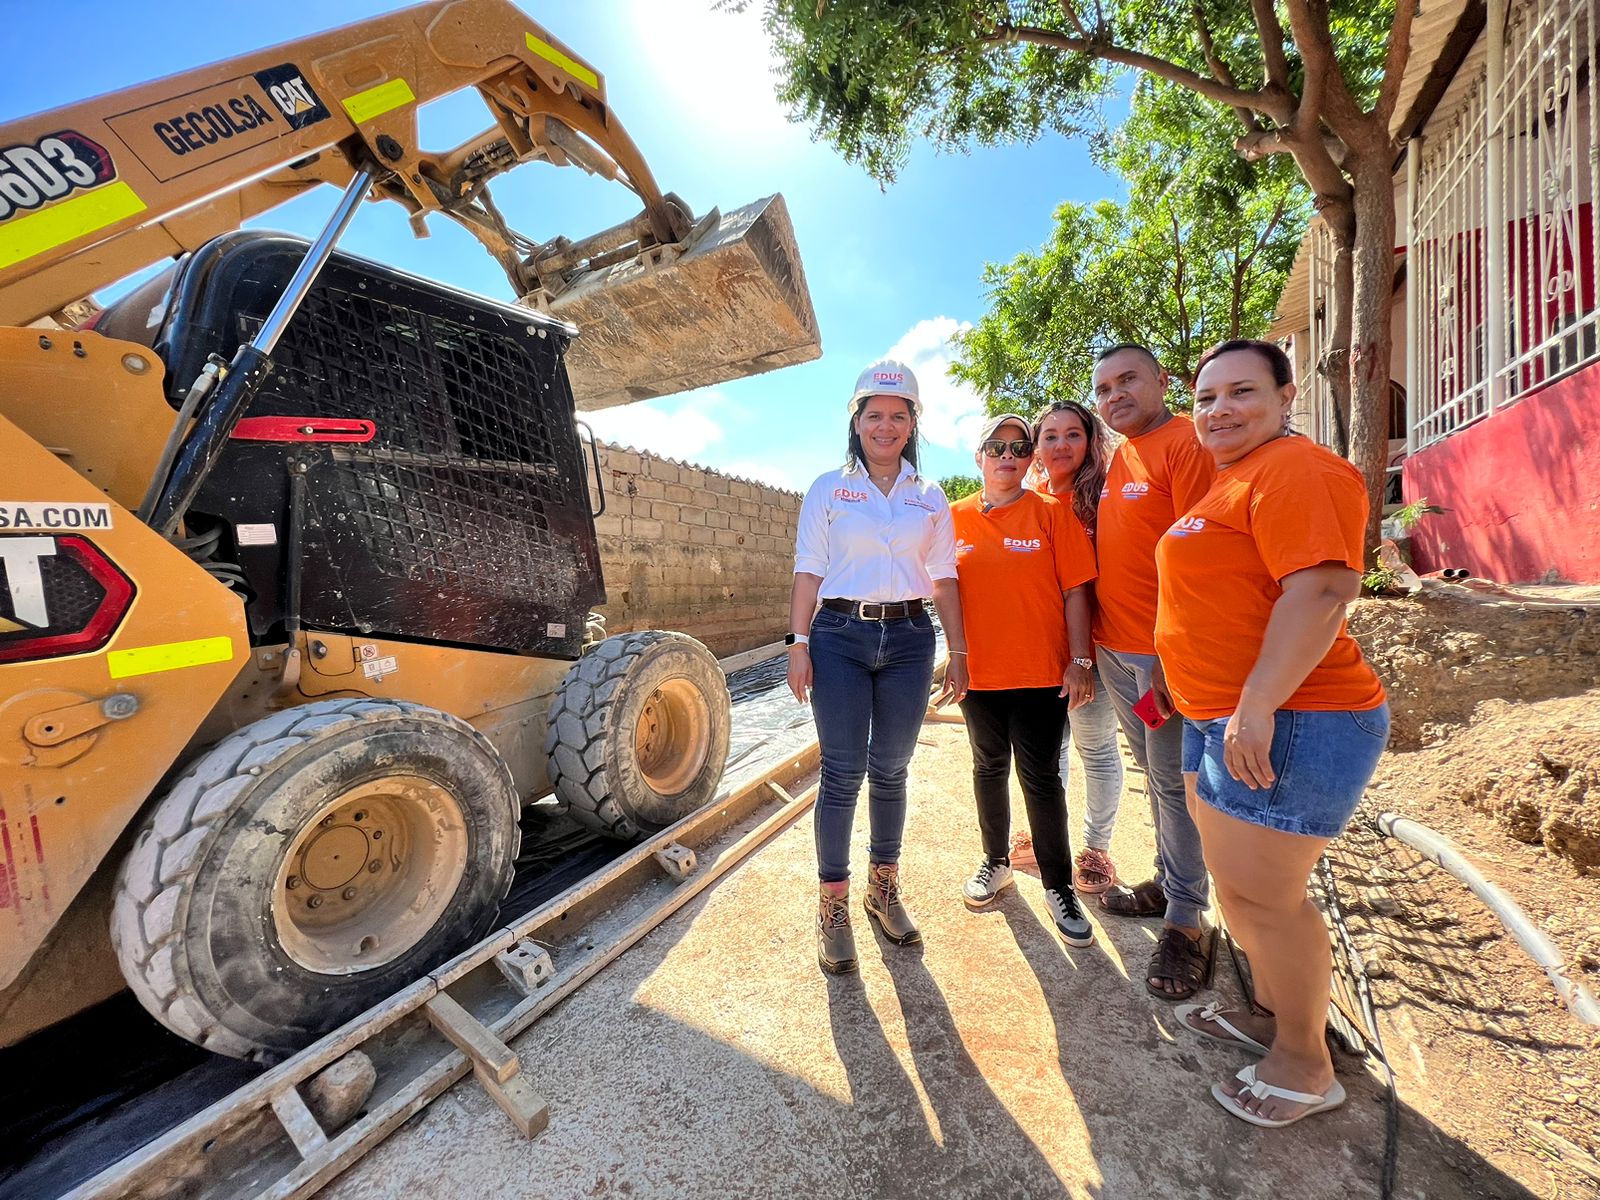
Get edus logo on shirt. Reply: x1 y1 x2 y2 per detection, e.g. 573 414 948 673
955 538 974 556
1170 516 1207 536
1003 537 1042 552
1120 482 1151 500
832 488 870 503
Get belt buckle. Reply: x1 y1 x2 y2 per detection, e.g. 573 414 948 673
858 601 883 621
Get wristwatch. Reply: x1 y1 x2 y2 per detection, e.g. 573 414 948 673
785 633 809 647
1070 656 1094 670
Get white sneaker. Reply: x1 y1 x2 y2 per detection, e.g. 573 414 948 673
962 859 1014 909
1045 887 1095 947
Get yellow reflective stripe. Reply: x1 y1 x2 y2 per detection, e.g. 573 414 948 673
525 33 599 89
341 78 416 124
107 636 233 679
0 181 147 270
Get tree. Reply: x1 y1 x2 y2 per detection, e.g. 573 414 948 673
748 0 1406 547
952 77 1309 412
939 474 982 501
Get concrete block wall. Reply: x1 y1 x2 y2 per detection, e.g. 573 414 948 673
590 442 803 657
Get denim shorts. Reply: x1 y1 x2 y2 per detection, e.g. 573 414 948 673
1181 704 1391 839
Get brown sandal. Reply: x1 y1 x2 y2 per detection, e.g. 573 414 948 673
1098 878 1165 917
1145 925 1217 1002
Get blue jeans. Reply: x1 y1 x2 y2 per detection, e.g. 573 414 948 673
808 606 936 883
1061 665 1125 851
1183 704 1391 838
1097 645 1210 929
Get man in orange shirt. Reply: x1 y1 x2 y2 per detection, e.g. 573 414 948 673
1091 344 1218 1001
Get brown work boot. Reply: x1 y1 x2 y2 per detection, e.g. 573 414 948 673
863 862 922 945
817 883 858 975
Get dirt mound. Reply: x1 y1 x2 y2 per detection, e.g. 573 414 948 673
1347 586 1600 750
1380 691 1600 874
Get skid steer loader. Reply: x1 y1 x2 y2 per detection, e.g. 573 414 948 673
0 0 819 1061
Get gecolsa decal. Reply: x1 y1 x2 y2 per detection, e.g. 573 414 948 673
0 131 118 222
105 63 329 183
152 95 276 156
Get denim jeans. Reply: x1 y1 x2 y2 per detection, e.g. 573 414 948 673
960 688 1073 893
808 606 936 883
1061 665 1125 851
1183 704 1391 839
1097 645 1210 929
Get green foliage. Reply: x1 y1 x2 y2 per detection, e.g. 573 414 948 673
1361 562 1403 594
950 76 1309 410
1390 496 1447 532
939 474 982 501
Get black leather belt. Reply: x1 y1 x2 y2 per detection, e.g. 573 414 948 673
821 598 926 621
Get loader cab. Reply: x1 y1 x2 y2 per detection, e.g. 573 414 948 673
93 232 605 659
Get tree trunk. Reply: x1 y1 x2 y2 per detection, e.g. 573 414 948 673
1320 200 1357 460
1347 152 1399 558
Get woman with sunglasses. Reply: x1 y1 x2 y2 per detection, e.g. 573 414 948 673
950 414 1098 946
1024 400 1127 898
789 359 969 975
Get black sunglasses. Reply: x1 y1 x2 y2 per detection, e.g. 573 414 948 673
981 438 1034 458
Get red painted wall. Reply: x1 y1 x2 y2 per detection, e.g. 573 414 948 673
1404 363 1600 583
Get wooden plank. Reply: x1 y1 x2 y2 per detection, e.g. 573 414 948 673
424 993 519 1084
716 640 785 676
472 1063 549 1139
268 1088 328 1159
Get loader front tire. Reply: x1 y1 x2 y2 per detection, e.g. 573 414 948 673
109 699 519 1061
546 631 730 840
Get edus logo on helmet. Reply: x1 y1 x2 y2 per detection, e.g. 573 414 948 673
873 371 905 387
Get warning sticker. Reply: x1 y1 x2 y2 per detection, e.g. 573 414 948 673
356 643 380 662
362 655 398 680
235 523 277 546
546 622 567 638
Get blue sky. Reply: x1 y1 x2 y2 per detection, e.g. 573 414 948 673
2 1 1125 491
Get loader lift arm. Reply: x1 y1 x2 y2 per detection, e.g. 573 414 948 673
0 0 684 327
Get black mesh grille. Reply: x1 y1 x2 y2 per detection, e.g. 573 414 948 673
0 541 107 640
176 233 603 657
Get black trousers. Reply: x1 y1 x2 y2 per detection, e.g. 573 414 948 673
959 687 1073 892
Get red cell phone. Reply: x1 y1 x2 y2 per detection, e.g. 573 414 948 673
1133 688 1169 729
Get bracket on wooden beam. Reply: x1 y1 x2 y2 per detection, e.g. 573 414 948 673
496 938 555 996
653 841 697 880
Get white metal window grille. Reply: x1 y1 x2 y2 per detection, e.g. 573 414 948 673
1410 75 1491 449
1299 218 1338 445
1494 0 1599 405
1408 0 1599 453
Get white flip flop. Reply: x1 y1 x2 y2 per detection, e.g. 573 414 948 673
1176 1002 1270 1055
1211 1064 1347 1128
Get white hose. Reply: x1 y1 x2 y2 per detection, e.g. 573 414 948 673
1377 812 1600 1027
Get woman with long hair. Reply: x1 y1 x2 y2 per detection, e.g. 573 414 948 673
1156 339 1389 1127
788 359 969 975
1024 400 1127 896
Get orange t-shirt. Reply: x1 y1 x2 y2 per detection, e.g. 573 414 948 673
951 491 1097 690
1154 436 1387 719
1094 415 1215 655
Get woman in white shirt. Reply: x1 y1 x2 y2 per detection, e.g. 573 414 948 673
787 359 969 975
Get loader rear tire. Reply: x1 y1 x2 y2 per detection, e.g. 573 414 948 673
546 631 730 840
109 699 519 1061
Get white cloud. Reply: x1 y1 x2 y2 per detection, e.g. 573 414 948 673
884 317 987 450
584 397 724 462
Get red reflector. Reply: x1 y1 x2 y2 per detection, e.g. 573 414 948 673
231 417 376 443
0 535 135 664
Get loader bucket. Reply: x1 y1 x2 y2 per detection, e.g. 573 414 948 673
529 193 820 411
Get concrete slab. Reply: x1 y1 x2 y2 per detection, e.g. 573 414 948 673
324 720 1532 1200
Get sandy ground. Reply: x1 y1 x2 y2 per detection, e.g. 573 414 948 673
321 717 1546 1200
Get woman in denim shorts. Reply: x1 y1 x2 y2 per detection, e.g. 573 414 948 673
1152 339 1390 1129
788 359 969 975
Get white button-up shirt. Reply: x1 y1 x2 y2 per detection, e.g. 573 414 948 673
793 459 957 601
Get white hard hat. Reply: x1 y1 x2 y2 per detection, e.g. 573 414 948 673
849 358 921 416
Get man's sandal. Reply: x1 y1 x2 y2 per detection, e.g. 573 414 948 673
1211 1064 1346 1128
1098 878 1165 917
1175 1002 1270 1055
1145 925 1217 1002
